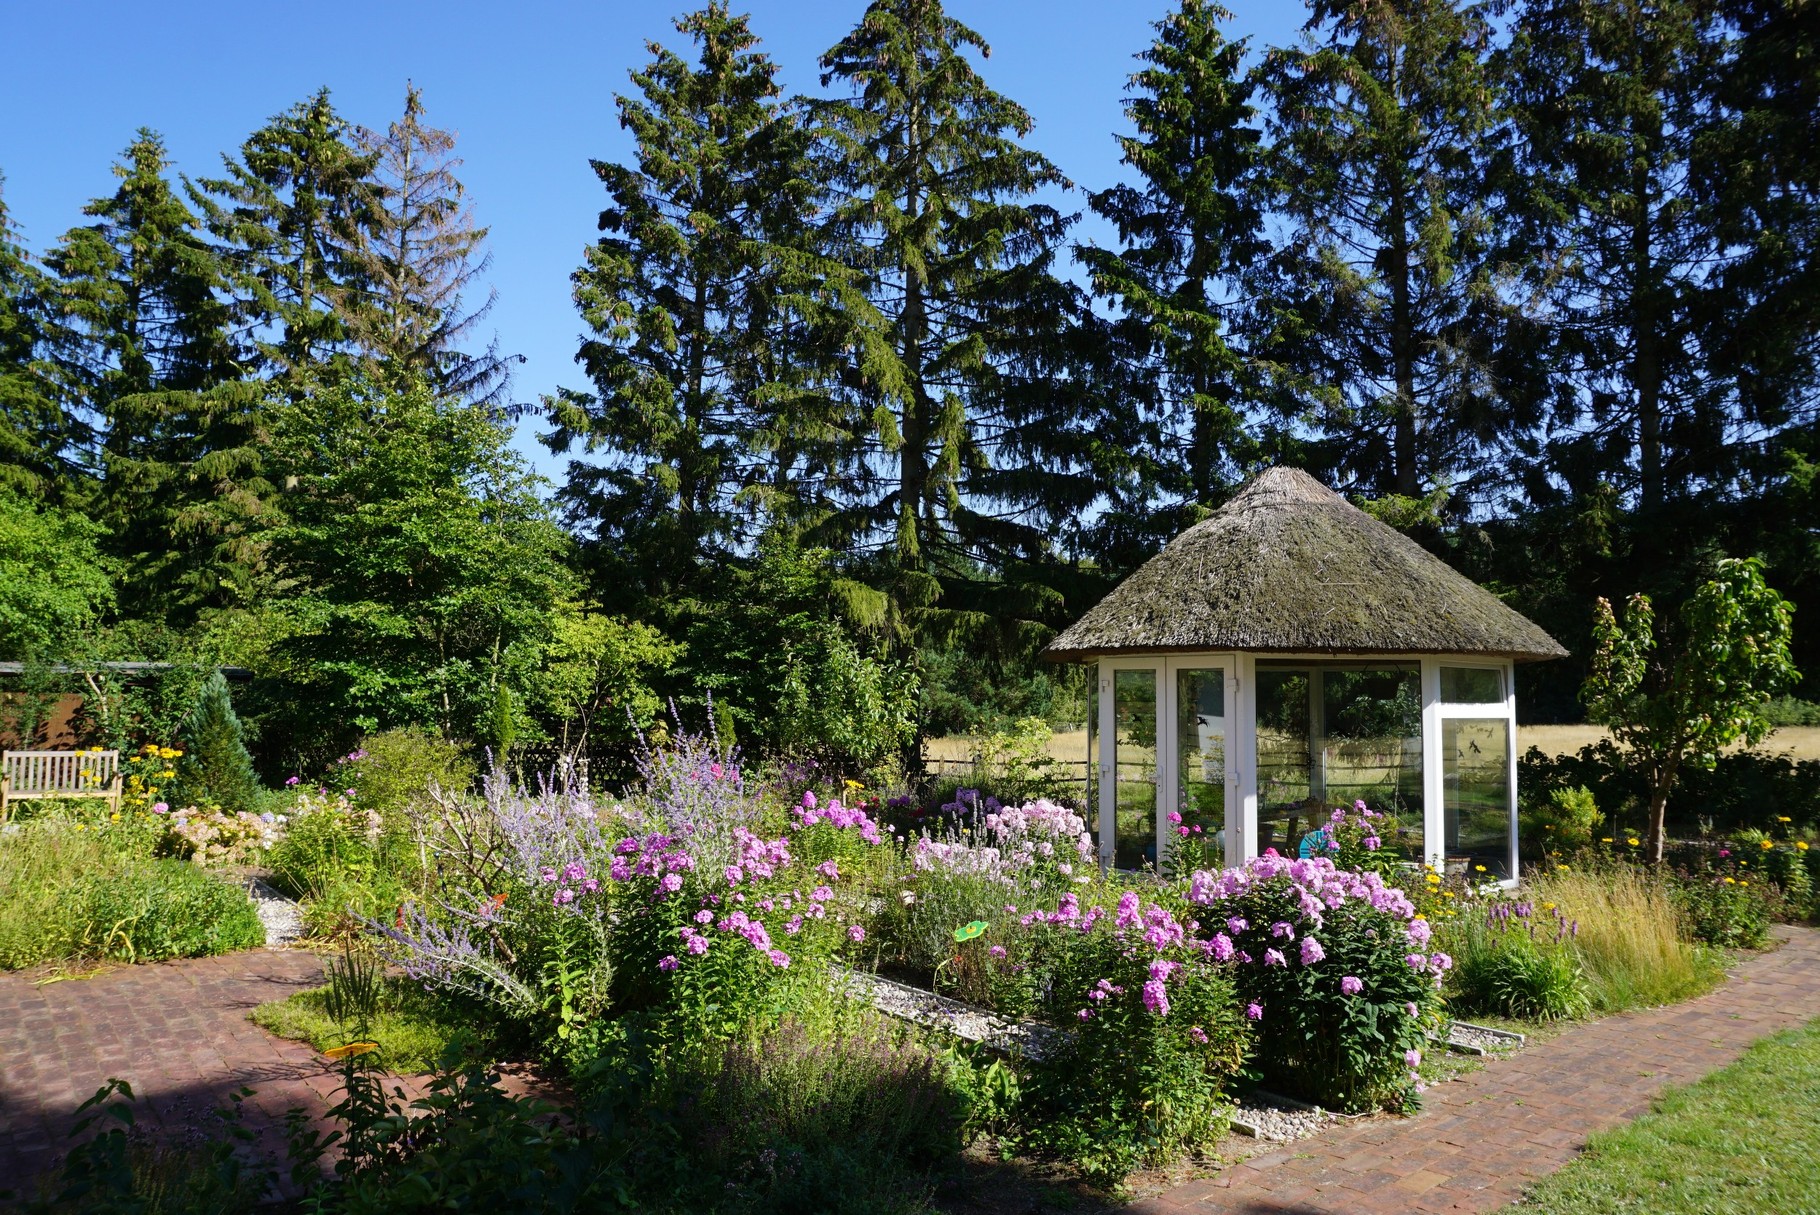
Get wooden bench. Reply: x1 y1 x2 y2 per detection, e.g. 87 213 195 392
1 750 122 821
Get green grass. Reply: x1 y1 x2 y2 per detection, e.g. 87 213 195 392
251 976 490 1072
1501 1016 1820 1214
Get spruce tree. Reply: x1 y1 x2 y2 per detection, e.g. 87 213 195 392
190 89 377 391
1257 0 1519 504
1080 0 1268 526
1507 0 1744 512
813 0 1099 614
549 4 824 598
0 173 84 502
344 84 511 406
179 669 261 813
48 132 273 618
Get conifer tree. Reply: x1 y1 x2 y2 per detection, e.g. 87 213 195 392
1507 0 1747 512
1080 0 1267 524
344 85 511 406
0 173 83 501
191 89 377 391
1257 0 1518 503
49 132 273 618
813 0 1098 614
549 4 824 597
179 668 261 813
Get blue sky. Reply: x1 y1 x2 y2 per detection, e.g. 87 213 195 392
2 1 1307 477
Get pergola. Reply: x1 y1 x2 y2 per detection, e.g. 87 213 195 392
1043 468 1566 881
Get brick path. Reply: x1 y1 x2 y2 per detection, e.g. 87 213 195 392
1134 924 1820 1214
0 949 332 1192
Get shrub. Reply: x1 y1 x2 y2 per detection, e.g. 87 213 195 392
338 727 477 819
268 790 385 898
1186 854 1445 1112
173 671 262 814
1526 861 1722 1011
1521 785 1603 855
1444 900 1592 1020
1672 873 1773 948
1018 890 1249 1185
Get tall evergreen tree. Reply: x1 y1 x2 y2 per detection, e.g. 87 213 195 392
1507 0 1749 513
344 84 511 406
48 132 272 619
547 4 823 600
0 173 83 501
1080 0 1267 528
190 89 377 390
813 0 1099 618
1257 0 1519 503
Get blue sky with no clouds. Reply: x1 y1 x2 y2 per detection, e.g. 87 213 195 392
2 1 1309 477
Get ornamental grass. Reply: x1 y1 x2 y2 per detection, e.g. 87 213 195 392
1527 860 1723 1012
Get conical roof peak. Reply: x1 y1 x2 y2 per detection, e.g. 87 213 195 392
1044 467 1565 662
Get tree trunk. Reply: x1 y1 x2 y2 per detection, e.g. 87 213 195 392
1645 750 1678 864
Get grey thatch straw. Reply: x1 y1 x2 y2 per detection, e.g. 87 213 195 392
1044 467 1567 662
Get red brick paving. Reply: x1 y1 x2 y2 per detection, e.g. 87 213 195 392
1132 924 1820 1214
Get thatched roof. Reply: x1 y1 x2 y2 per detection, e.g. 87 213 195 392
1044 467 1567 663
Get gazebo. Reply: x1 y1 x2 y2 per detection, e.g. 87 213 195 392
1043 467 1566 881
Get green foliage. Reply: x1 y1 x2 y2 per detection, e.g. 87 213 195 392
1520 785 1603 855
1584 558 1800 859
173 671 260 813
1520 741 1820 839
1672 875 1772 950
0 174 84 502
0 490 113 661
774 626 918 776
0 823 263 968
342 727 476 818
1445 907 1592 1022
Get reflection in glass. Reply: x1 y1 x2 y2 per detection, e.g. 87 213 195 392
1254 663 1424 860
1113 669 1157 869
1175 668 1226 864
1441 666 1503 704
1444 717 1512 879
1086 663 1099 851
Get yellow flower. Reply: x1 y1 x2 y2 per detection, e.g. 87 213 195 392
1542 902 1557 911
1425 874 1441 885
323 1041 379 1060
1474 864 1487 872
1760 839 1775 850
1725 877 1737 884
110 813 119 821
1778 816 1792 823
1601 837 1614 843
1442 891 1456 899
1798 842 1810 852
1741 880 1751 887
1556 864 1569 871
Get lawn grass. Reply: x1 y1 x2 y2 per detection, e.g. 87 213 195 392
1502 1016 1820 1214
251 975 492 1072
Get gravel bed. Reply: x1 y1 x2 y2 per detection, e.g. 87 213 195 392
1436 1019 1526 1056
247 877 305 948
838 970 1063 1060
1229 1092 1340 1142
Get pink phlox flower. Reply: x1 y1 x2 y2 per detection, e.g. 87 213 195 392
1227 916 1248 935
1270 920 1295 940
1406 1000 1421 1017
1341 975 1364 995
724 865 744 886
1406 953 1428 970
694 909 713 924
1429 951 1453 972
582 878 600 894
1115 891 1142 928
615 838 641 856
1148 959 1179 981
1407 919 1433 946
989 944 1007 959
687 934 709 955
658 955 680 971
609 857 632 882
810 885 833 902
539 867 558 884
767 949 791 968
1078 1008 1093 1021
1167 810 1183 824
659 873 683 894
847 924 866 942
1300 936 1326 965
785 915 804 935
1364 836 1381 850
1405 1048 1422 1068
802 791 817 810
1246 1001 1263 1020
1210 933 1236 962
1142 978 1171 1016
1264 948 1286 967
816 859 841 881
1331 807 1347 823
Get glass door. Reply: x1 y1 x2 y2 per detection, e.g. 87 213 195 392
1172 666 1227 870
1110 669 1158 869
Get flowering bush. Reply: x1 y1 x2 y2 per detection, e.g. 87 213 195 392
1187 853 1444 1111
160 806 287 866
1017 889 1249 1185
1445 897 1592 1020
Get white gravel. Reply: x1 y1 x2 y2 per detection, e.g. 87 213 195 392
1437 1019 1526 1055
247 877 305 948
838 969 1063 1060
1230 1092 1340 1142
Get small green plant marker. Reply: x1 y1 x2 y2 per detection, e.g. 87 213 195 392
953 920 988 943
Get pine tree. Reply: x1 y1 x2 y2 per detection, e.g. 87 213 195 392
48 132 273 619
813 0 1099 612
548 4 824 597
0 173 84 501
1507 0 1746 513
179 669 261 813
1257 0 1519 504
344 84 511 406
1079 0 1268 525
190 89 377 391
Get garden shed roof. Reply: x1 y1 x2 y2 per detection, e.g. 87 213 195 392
1043 467 1567 662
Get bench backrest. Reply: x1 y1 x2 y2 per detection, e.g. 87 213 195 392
2 750 120 796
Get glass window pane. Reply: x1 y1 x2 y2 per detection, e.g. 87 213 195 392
1254 668 1311 858
1255 662 1424 862
1441 666 1504 704
1113 669 1157 870
1085 664 1099 841
1175 668 1225 864
1444 718 1512 880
